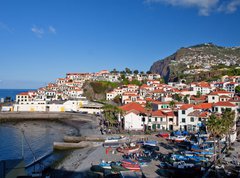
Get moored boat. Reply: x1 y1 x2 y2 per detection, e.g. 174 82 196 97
121 163 141 171
104 135 127 143
117 144 140 154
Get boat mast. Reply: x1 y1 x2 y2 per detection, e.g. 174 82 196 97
21 129 24 159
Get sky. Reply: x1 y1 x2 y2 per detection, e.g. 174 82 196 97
0 0 240 89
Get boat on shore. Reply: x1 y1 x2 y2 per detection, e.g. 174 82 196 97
104 136 127 143
167 136 187 143
117 144 140 154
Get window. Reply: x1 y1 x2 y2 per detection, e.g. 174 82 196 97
182 110 186 114
215 107 218 112
157 124 160 128
155 117 157 122
142 117 145 122
148 118 151 122
212 96 215 100
182 118 186 123
191 117 194 122
169 118 173 122
160 118 163 122
198 118 201 121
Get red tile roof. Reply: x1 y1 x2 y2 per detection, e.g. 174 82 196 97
164 111 175 117
213 101 236 107
194 103 213 110
180 104 194 110
151 110 165 117
199 112 209 118
120 102 146 113
17 92 29 95
197 82 210 88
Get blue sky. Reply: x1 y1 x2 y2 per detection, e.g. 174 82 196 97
0 0 240 89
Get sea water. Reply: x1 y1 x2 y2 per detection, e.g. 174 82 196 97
0 120 78 172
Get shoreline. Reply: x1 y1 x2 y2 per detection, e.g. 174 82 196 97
0 111 103 178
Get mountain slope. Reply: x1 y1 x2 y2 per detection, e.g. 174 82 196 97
150 43 240 82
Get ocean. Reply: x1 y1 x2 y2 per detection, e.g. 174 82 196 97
0 89 34 101
0 121 78 173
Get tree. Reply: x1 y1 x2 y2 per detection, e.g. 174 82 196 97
146 71 152 74
235 85 240 94
183 95 189 104
173 93 182 102
222 110 235 149
125 67 132 74
102 104 123 125
207 114 226 164
206 114 222 163
5 96 11 103
133 70 139 75
169 100 176 109
196 91 201 98
140 71 145 75
110 68 118 74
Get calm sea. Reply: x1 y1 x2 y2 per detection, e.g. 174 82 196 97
0 89 34 101
0 121 78 173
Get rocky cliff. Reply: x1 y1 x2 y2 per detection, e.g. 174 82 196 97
150 43 240 83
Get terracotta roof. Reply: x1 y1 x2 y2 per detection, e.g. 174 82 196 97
145 98 155 102
229 96 240 102
120 102 146 113
151 110 165 117
196 82 210 88
17 92 29 95
164 111 175 117
210 90 232 95
199 112 209 118
180 104 194 110
188 110 201 117
152 89 164 93
194 103 213 110
213 101 236 107
219 95 230 98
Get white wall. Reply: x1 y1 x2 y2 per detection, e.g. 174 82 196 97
124 112 143 131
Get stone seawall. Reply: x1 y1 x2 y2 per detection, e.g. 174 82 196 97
0 112 94 122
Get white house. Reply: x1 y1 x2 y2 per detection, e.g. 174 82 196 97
178 104 194 131
120 102 147 131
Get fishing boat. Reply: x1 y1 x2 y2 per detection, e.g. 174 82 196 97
111 164 128 172
143 140 158 146
121 163 141 171
156 132 170 138
117 144 140 154
121 159 138 165
191 144 213 152
167 135 187 143
172 161 195 169
104 135 127 143
99 160 111 169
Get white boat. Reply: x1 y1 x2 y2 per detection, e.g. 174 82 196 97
104 136 127 143
173 161 195 169
168 136 186 142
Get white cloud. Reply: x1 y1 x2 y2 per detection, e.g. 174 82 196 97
49 26 56 34
0 22 14 33
145 0 240 15
219 0 240 13
31 25 44 38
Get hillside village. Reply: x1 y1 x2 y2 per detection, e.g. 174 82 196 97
150 43 240 82
1 69 239 138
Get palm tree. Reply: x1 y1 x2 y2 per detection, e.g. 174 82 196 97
222 110 235 149
206 114 224 163
102 104 123 124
